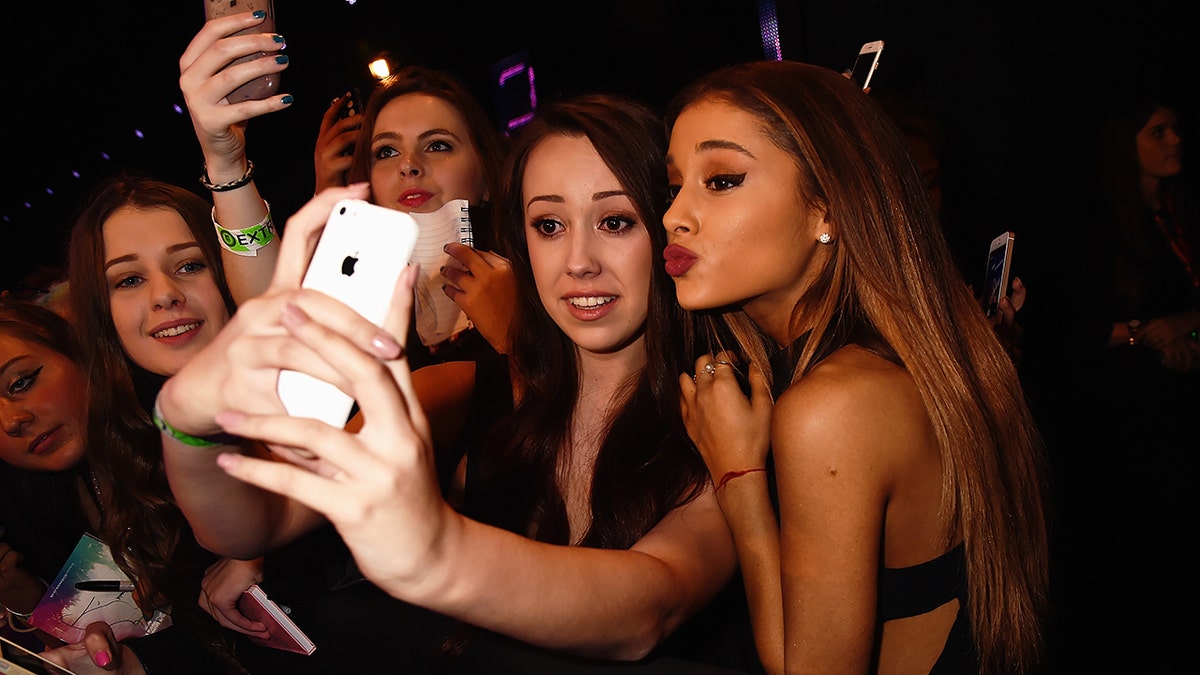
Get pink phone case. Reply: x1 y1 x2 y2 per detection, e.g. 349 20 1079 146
203 0 280 103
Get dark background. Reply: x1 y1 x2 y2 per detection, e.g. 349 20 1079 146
0 0 1190 292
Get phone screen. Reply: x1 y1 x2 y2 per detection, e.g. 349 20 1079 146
850 42 884 90
982 232 1015 317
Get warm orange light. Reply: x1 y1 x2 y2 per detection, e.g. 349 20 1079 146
369 57 391 80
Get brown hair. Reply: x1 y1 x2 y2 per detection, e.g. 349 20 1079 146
66 171 242 669
348 65 509 222
666 60 1051 674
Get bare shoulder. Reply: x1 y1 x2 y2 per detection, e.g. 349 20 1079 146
772 345 929 468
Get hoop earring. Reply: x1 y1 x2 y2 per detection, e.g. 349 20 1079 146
817 232 833 245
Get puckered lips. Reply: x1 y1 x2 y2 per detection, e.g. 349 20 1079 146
663 243 698 277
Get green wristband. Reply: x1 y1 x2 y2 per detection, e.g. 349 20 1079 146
212 200 276 257
152 397 225 448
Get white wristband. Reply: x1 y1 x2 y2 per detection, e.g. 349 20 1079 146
213 200 275 257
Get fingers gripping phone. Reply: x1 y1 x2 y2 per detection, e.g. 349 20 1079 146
203 0 280 103
982 231 1016 318
849 40 885 90
276 200 419 428
335 87 363 122
335 87 364 157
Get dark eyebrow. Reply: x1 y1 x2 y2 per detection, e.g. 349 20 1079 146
1 354 30 377
666 139 757 167
526 190 629 210
697 138 756 157
526 194 565 209
104 242 202 272
372 128 463 145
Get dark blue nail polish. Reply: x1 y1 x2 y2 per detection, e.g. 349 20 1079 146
275 55 289 64
280 95 294 105
253 10 266 19
272 35 285 44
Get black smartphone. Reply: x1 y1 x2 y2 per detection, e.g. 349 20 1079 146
335 87 364 156
849 40 884 90
335 87 363 121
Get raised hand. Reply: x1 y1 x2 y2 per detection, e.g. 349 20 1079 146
441 242 517 353
314 92 364 192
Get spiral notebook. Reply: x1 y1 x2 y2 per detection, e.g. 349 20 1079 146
408 199 474 346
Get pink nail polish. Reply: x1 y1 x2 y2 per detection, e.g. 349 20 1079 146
95 650 112 667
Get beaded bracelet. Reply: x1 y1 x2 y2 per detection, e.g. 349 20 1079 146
200 160 255 192
152 395 225 448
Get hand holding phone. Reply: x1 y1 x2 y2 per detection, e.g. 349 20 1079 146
982 231 1016 318
848 40 885 91
335 87 364 157
276 200 419 428
203 0 280 103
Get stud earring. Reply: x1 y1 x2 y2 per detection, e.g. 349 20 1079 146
818 232 833 244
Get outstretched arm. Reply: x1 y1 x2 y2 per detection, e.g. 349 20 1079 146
207 296 738 659
159 185 396 558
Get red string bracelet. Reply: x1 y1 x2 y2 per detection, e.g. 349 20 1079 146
715 467 766 491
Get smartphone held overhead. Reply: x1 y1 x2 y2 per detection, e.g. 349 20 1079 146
849 40 884 90
203 0 280 103
982 231 1016 317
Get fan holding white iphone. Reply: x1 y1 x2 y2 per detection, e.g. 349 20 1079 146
276 199 419 428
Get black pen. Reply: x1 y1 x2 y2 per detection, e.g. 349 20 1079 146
75 580 135 592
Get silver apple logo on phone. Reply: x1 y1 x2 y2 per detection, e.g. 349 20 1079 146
341 254 359 276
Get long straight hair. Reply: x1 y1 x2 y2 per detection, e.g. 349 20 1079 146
666 61 1051 674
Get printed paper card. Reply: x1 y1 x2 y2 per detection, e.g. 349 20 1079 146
29 533 171 643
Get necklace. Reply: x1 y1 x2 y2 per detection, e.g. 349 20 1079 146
85 466 106 524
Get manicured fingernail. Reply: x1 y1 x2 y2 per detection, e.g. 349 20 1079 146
252 10 266 19
272 34 285 44
95 650 112 667
372 334 402 359
280 94 294 105
275 55 289 65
